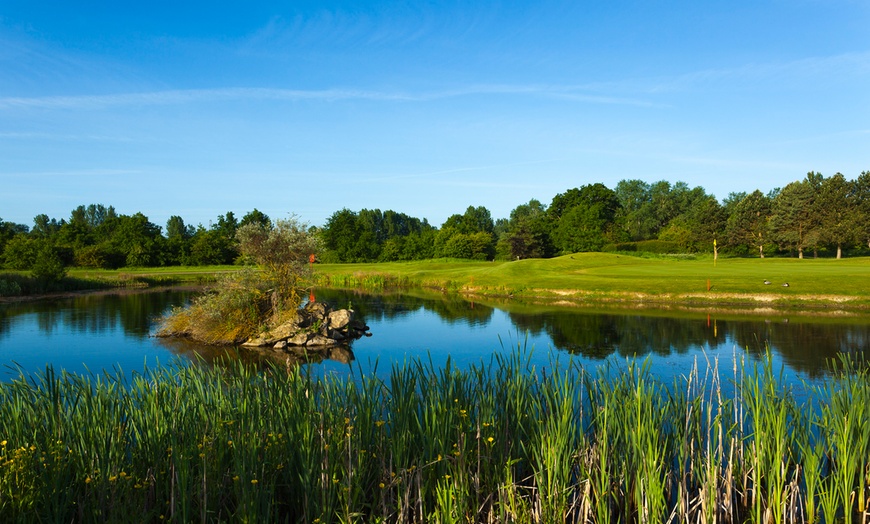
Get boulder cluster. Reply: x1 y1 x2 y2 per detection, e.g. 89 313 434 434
242 301 370 351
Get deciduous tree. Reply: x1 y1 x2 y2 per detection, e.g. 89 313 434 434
725 190 771 257
769 179 818 258
236 216 319 313
817 173 859 259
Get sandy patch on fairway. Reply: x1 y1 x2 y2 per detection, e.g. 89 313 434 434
683 293 777 302
504 288 869 312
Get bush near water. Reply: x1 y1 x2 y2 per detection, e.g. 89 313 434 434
1 352 868 523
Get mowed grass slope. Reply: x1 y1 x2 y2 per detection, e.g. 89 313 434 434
316 254 870 306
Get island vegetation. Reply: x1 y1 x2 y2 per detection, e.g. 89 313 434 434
156 216 318 345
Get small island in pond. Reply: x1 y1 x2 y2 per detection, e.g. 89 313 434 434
155 217 369 362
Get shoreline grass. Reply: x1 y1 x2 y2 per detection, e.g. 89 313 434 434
1 351 868 522
0 266 232 300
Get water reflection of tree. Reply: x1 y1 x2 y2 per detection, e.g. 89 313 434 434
156 337 357 371
735 321 870 378
1 289 196 340
510 311 870 378
508 312 727 359
315 289 495 327
5 287 870 379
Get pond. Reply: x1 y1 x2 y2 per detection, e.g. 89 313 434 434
1 286 868 388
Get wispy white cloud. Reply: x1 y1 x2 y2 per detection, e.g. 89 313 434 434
0 168 143 177
0 131 135 142
0 84 655 111
610 50 870 94
640 52 870 93
7 51 862 112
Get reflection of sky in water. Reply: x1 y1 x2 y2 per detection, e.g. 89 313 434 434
1 308 171 381
0 291 189 381
314 308 559 379
311 305 825 401
2 288 868 395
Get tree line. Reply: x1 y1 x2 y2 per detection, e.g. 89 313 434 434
2 171 869 279
318 171 870 262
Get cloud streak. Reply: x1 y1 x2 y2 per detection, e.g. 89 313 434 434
0 168 143 178
0 84 654 111
613 50 870 94
6 50 863 112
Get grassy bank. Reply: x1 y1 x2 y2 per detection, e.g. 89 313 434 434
0 266 234 299
314 254 870 309
1 352 868 522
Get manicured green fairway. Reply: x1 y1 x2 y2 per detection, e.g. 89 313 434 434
315 254 870 307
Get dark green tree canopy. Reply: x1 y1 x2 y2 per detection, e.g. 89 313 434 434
725 190 772 257
4 170 870 270
240 208 272 230
321 208 434 262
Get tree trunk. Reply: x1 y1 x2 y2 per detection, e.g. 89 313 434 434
759 244 764 258
837 244 842 259
798 247 803 259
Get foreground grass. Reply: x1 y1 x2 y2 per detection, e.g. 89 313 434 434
1 352 868 523
315 254 870 308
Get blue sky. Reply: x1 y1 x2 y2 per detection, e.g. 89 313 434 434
1 1 868 230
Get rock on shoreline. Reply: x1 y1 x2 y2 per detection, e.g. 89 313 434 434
241 301 370 350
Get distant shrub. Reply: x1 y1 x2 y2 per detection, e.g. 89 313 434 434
2 236 39 270
31 244 67 282
74 244 115 269
601 241 682 254
635 240 682 254
0 275 22 297
602 243 637 252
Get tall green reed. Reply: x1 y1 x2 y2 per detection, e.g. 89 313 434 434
2 350 869 523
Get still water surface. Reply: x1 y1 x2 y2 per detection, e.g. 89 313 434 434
1 287 868 387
